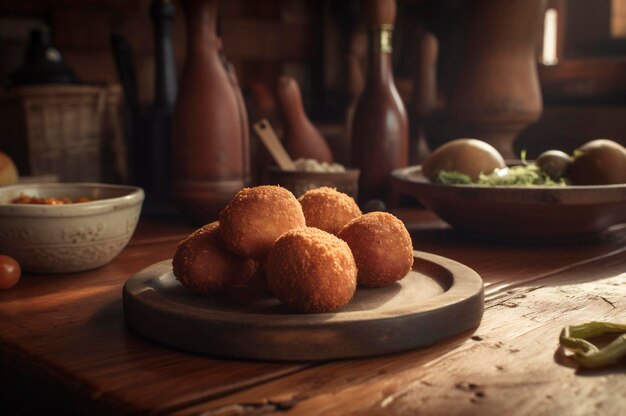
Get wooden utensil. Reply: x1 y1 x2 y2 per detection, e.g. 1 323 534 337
253 118 296 171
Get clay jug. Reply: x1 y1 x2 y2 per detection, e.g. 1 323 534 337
351 0 408 203
276 76 333 163
172 0 248 222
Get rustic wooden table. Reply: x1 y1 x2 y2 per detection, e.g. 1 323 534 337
1 210 625 415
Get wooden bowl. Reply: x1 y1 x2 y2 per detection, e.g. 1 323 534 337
391 165 626 242
268 167 360 199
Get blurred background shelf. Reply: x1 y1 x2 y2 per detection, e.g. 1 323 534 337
0 0 625 183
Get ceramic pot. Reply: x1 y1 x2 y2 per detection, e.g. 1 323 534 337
429 0 545 159
171 0 249 222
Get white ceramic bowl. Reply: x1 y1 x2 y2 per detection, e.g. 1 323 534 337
0 183 144 273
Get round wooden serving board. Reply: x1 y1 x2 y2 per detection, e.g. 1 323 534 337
123 251 484 361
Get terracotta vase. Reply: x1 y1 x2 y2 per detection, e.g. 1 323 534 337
444 0 545 158
351 0 408 204
171 0 248 222
276 76 333 163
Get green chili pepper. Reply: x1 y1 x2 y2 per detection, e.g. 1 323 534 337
559 322 626 368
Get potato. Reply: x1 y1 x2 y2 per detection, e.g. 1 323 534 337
568 139 626 185
536 150 571 181
422 138 506 182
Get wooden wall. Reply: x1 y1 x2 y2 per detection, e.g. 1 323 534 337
1 0 625 161
0 0 319 107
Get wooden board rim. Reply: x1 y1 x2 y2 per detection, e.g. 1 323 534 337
123 251 484 360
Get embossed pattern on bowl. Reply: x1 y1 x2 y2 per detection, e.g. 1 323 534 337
0 183 144 273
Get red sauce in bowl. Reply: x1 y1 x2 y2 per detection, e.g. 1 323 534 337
11 194 91 205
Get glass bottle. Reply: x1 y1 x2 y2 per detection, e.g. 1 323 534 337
351 0 408 204
141 0 178 215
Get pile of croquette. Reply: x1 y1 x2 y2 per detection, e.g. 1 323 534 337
172 185 413 313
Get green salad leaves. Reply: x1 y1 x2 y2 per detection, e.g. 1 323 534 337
436 164 567 186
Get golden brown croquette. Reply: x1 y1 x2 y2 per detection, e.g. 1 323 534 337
338 212 413 287
219 185 306 261
172 221 258 294
298 187 362 235
265 227 357 313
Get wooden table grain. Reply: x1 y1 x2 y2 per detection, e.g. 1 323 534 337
1 211 625 415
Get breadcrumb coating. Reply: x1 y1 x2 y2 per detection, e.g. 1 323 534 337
172 221 258 295
219 185 306 261
338 212 413 287
298 187 362 235
266 227 357 313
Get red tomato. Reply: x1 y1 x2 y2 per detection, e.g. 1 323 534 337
0 255 21 289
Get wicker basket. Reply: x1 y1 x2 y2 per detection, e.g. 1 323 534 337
0 85 108 182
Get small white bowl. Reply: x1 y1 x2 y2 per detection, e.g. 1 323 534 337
0 183 144 273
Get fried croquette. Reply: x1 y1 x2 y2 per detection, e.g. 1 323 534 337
266 227 357 313
338 212 413 288
173 221 258 294
298 187 362 235
219 185 306 261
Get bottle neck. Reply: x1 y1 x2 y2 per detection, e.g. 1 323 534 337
367 25 395 85
152 0 177 109
183 0 218 48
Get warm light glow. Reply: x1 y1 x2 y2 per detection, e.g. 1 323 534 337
542 8 558 65
612 0 626 37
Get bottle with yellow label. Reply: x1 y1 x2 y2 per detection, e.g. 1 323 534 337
351 0 408 204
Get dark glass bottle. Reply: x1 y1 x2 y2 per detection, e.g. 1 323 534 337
10 27 76 86
151 0 178 112
141 0 178 215
351 0 408 204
